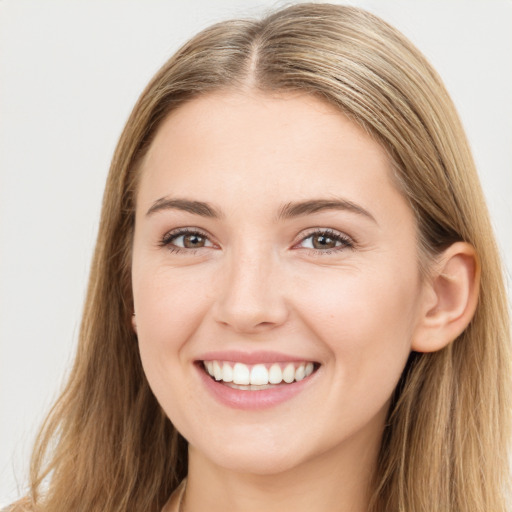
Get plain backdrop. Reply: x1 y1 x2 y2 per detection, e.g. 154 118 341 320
1 0 511 505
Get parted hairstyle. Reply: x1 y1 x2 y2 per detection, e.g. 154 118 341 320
16 3 511 512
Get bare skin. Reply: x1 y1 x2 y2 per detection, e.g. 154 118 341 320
132 90 478 512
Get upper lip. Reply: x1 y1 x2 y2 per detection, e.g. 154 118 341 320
195 350 318 365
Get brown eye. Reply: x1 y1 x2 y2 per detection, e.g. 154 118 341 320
311 233 338 249
297 229 353 252
161 229 214 251
182 233 206 248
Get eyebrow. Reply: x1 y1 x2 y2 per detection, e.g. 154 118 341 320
276 198 377 223
146 196 376 224
146 197 223 218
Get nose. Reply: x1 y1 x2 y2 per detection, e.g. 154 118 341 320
212 247 289 334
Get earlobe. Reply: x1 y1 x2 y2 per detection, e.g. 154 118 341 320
412 242 480 353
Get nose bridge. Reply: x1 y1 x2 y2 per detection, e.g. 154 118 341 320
214 239 288 332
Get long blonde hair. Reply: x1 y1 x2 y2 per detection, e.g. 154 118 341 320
18 4 510 511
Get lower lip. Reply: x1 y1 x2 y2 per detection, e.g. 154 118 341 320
195 363 318 410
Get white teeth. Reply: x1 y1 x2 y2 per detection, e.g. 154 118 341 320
268 363 282 384
221 362 233 383
226 382 276 391
232 362 250 385
295 364 306 381
213 361 222 381
203 360 316 387
250 364 269 385
282 363 295 383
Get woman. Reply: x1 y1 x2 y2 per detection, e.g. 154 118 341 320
10 3 511 511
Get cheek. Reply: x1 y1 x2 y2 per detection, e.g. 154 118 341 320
291 266 418 439
134 263 212 340
291 261 419 388
133 266 218 435
132 264 213 397
293 261 418 337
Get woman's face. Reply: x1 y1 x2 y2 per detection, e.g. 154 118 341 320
132 90 428 475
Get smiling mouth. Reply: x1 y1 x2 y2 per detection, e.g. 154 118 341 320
200 360 319 390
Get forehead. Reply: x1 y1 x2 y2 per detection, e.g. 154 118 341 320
137 90 402 218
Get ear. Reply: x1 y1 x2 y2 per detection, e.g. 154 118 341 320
412 242 480 353
131 313 138 334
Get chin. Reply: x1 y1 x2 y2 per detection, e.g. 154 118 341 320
188 427 313 476
206 447 306 476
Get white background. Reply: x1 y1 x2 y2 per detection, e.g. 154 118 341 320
1 0 511 505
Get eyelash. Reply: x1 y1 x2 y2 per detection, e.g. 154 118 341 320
159 227 213 254
297 228 355 255
159 227 355 256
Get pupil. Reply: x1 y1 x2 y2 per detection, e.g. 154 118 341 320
184 234 204 248
314 235 335 249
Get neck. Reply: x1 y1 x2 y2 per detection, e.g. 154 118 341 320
182 428 382 512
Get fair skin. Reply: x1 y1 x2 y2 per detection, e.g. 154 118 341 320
131 90 479 512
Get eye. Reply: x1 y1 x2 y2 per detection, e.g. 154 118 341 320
160 228 215 252
296 229 354 253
